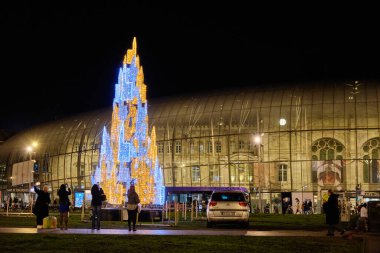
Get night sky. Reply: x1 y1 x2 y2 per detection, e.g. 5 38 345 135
1 2 380 132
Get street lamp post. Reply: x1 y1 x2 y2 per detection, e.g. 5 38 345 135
355 183 361 207
346 81 360 205
254 134 263 212
26 142 38 214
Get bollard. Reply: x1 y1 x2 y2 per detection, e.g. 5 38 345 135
6 195 9 216
195 200 198 218
181 203 184 220
174 202 179 226
165 201 168 219
191 201 194 221
81 194 85 221
168 201 171 221
162 205 164 223
184 203 187 221
174 202 176 226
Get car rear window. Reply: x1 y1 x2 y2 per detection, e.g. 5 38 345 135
211 192 246 201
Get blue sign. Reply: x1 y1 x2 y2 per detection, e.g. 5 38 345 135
33 162 39 173
74 192 84 208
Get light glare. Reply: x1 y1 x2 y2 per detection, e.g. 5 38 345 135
279 118 287 126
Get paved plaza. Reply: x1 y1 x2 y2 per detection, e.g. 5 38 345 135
0 227 327 236
0 227 379 253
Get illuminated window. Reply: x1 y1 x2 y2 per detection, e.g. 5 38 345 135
207 141 213 153
167 142 172 153
215 141 222 153
239 140 245 149
199 141 204 153
157 142 164 153
278 164 288 182
210 165 219 182
189 141 195 154
311 138 344 160
191 166 200 182
362 138 380 183
0 164 6 185
175 141 181 154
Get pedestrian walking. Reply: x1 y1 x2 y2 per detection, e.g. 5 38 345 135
126 185 140 231
323 189 342 236
57 184 71 230
33 184 51 228
91 183 104 230
358 203 368 232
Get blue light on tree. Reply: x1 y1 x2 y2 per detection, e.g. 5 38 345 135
92 37 164 205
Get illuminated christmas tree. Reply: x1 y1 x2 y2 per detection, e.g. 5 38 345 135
92 37 165 205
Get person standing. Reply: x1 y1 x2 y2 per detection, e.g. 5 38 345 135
33 184 51 228
307 200 313 214
358 203 368 232
57 184 71 230
126 185 140 231
323 189 341 236
294 198 301 214
91 183 104 230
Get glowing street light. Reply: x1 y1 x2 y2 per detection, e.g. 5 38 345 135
25 141 38 214
279 118 287 126
254 135 262 144
253 133 264 212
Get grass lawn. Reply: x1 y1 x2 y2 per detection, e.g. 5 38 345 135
0 211 330 230
0 212 364 253
0 234 363 253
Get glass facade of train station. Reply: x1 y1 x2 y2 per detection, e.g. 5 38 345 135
1 81 380 212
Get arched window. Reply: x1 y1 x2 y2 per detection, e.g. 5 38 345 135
362 138 380 183
311 138 345 185
311 138 344 161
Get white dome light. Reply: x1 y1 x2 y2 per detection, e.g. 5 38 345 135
279 118 287 126
254 135 261 144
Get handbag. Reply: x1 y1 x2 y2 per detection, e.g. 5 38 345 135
126 203 138 210
101 194 107 202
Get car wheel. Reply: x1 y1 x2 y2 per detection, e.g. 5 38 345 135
206 221 213 228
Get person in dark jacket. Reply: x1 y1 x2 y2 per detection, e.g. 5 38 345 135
91 183 104 230
57 184 71 230
323 189 341 236
33 184 51 228
127 185 140 231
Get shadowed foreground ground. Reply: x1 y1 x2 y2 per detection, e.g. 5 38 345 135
0 234 364 253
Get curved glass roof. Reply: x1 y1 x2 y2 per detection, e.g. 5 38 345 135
1 80 379 164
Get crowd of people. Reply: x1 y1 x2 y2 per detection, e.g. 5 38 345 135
2 185 372 234
1 182 141 231
323 189 370 237
1 198 31 212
